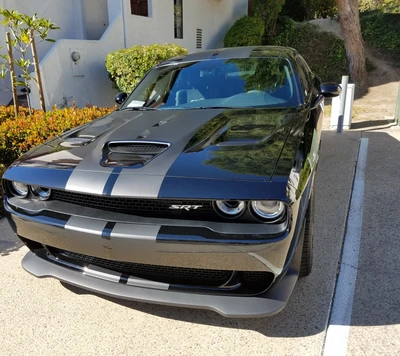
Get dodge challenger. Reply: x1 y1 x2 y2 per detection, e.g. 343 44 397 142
3 46 341 317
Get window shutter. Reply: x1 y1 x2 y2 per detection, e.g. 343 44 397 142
196 29 202 49
130 0 148 17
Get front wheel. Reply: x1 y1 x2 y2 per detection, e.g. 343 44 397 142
299 192 314 277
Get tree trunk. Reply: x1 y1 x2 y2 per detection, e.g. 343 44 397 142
6 32 18 117
30 29 46 112
336 0 366 84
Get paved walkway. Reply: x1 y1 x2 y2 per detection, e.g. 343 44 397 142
0 125 399 355
345 127 400 355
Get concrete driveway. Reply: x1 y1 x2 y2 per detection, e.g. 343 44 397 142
0 127 399 355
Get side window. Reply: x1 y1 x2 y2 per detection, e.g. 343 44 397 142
130 0 148 17
296 56 311 97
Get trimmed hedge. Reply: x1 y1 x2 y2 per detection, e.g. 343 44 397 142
223 16 265 47
0 105 114 168
361 11 400 60
0 106 32 124
105 43 188 93
270 17 349 82
282 0 337 20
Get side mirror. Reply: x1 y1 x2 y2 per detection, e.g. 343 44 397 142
320 83 342 98
115 92 127 105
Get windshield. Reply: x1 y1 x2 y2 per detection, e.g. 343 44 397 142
121 57 300 110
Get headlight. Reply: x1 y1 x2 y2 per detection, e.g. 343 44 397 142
215 200 246 218
31 185 51 200
251 200 285 222
11 181 29 198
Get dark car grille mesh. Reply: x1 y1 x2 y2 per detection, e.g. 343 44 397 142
51 248 272 287
107 142 169 154
51 190 220 221
56 249 231 285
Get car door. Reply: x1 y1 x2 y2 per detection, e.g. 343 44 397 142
295 55 323 182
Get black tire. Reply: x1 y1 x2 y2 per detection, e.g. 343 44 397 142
299 192 314 277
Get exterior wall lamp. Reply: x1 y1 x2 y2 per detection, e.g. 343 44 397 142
71 51 81 62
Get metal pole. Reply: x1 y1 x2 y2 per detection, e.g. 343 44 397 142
122 0 127 48
337 75 349 134
395 81 400 126
6 32 18 116
29 29 46 112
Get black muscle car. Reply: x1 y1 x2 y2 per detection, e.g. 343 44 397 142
3 46 341 317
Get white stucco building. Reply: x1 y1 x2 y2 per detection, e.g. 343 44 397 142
0 0 248 109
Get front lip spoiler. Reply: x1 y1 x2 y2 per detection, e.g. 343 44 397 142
22 246 301 318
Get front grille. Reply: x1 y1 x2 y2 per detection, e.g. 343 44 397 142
51 190 219 221
50 248 273 287
54 248 232 286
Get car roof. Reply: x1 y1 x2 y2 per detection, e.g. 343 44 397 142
158 46 300 66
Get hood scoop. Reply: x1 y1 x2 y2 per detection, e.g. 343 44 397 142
60 135 96 148
101 141 171 168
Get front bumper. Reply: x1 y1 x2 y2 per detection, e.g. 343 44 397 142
5 195 302 317
6 196 296 273
22 245 301 318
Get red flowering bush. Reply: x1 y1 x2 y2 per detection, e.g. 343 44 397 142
0 105 114 168
0 106 32 124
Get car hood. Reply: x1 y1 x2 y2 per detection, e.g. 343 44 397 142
7 108 303 197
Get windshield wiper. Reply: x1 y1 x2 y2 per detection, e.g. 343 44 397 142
186 106 237 110
120 107 160 111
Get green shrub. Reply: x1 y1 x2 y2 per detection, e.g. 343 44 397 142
224 16 265 47
0 105 114 167
305 0 337 19
359 0 400 12
361 11 400 60
281 0 308 21
253 0 285 35
282 0 337 21
105 43 188 93
269 17 348 82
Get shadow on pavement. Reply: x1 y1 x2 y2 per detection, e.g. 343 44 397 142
0 215 23 256
62 276 327 338
0 239 23 256
351 118 396 130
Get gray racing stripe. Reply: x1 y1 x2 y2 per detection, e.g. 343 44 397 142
110 223 160 240
65 170 113 195
111 174 165 198
126 276 169 290
64 111 149 194
65 216 108 235
83 264 122 283
83 265 169 290
111 109 225 197
109 223 160 263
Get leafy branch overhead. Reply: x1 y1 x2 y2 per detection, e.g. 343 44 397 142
0 7 59 114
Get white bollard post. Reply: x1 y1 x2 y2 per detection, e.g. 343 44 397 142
395 81 400 126
343 83 355 130
330 77 355 131
331 95 340 129
337 76 349 133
